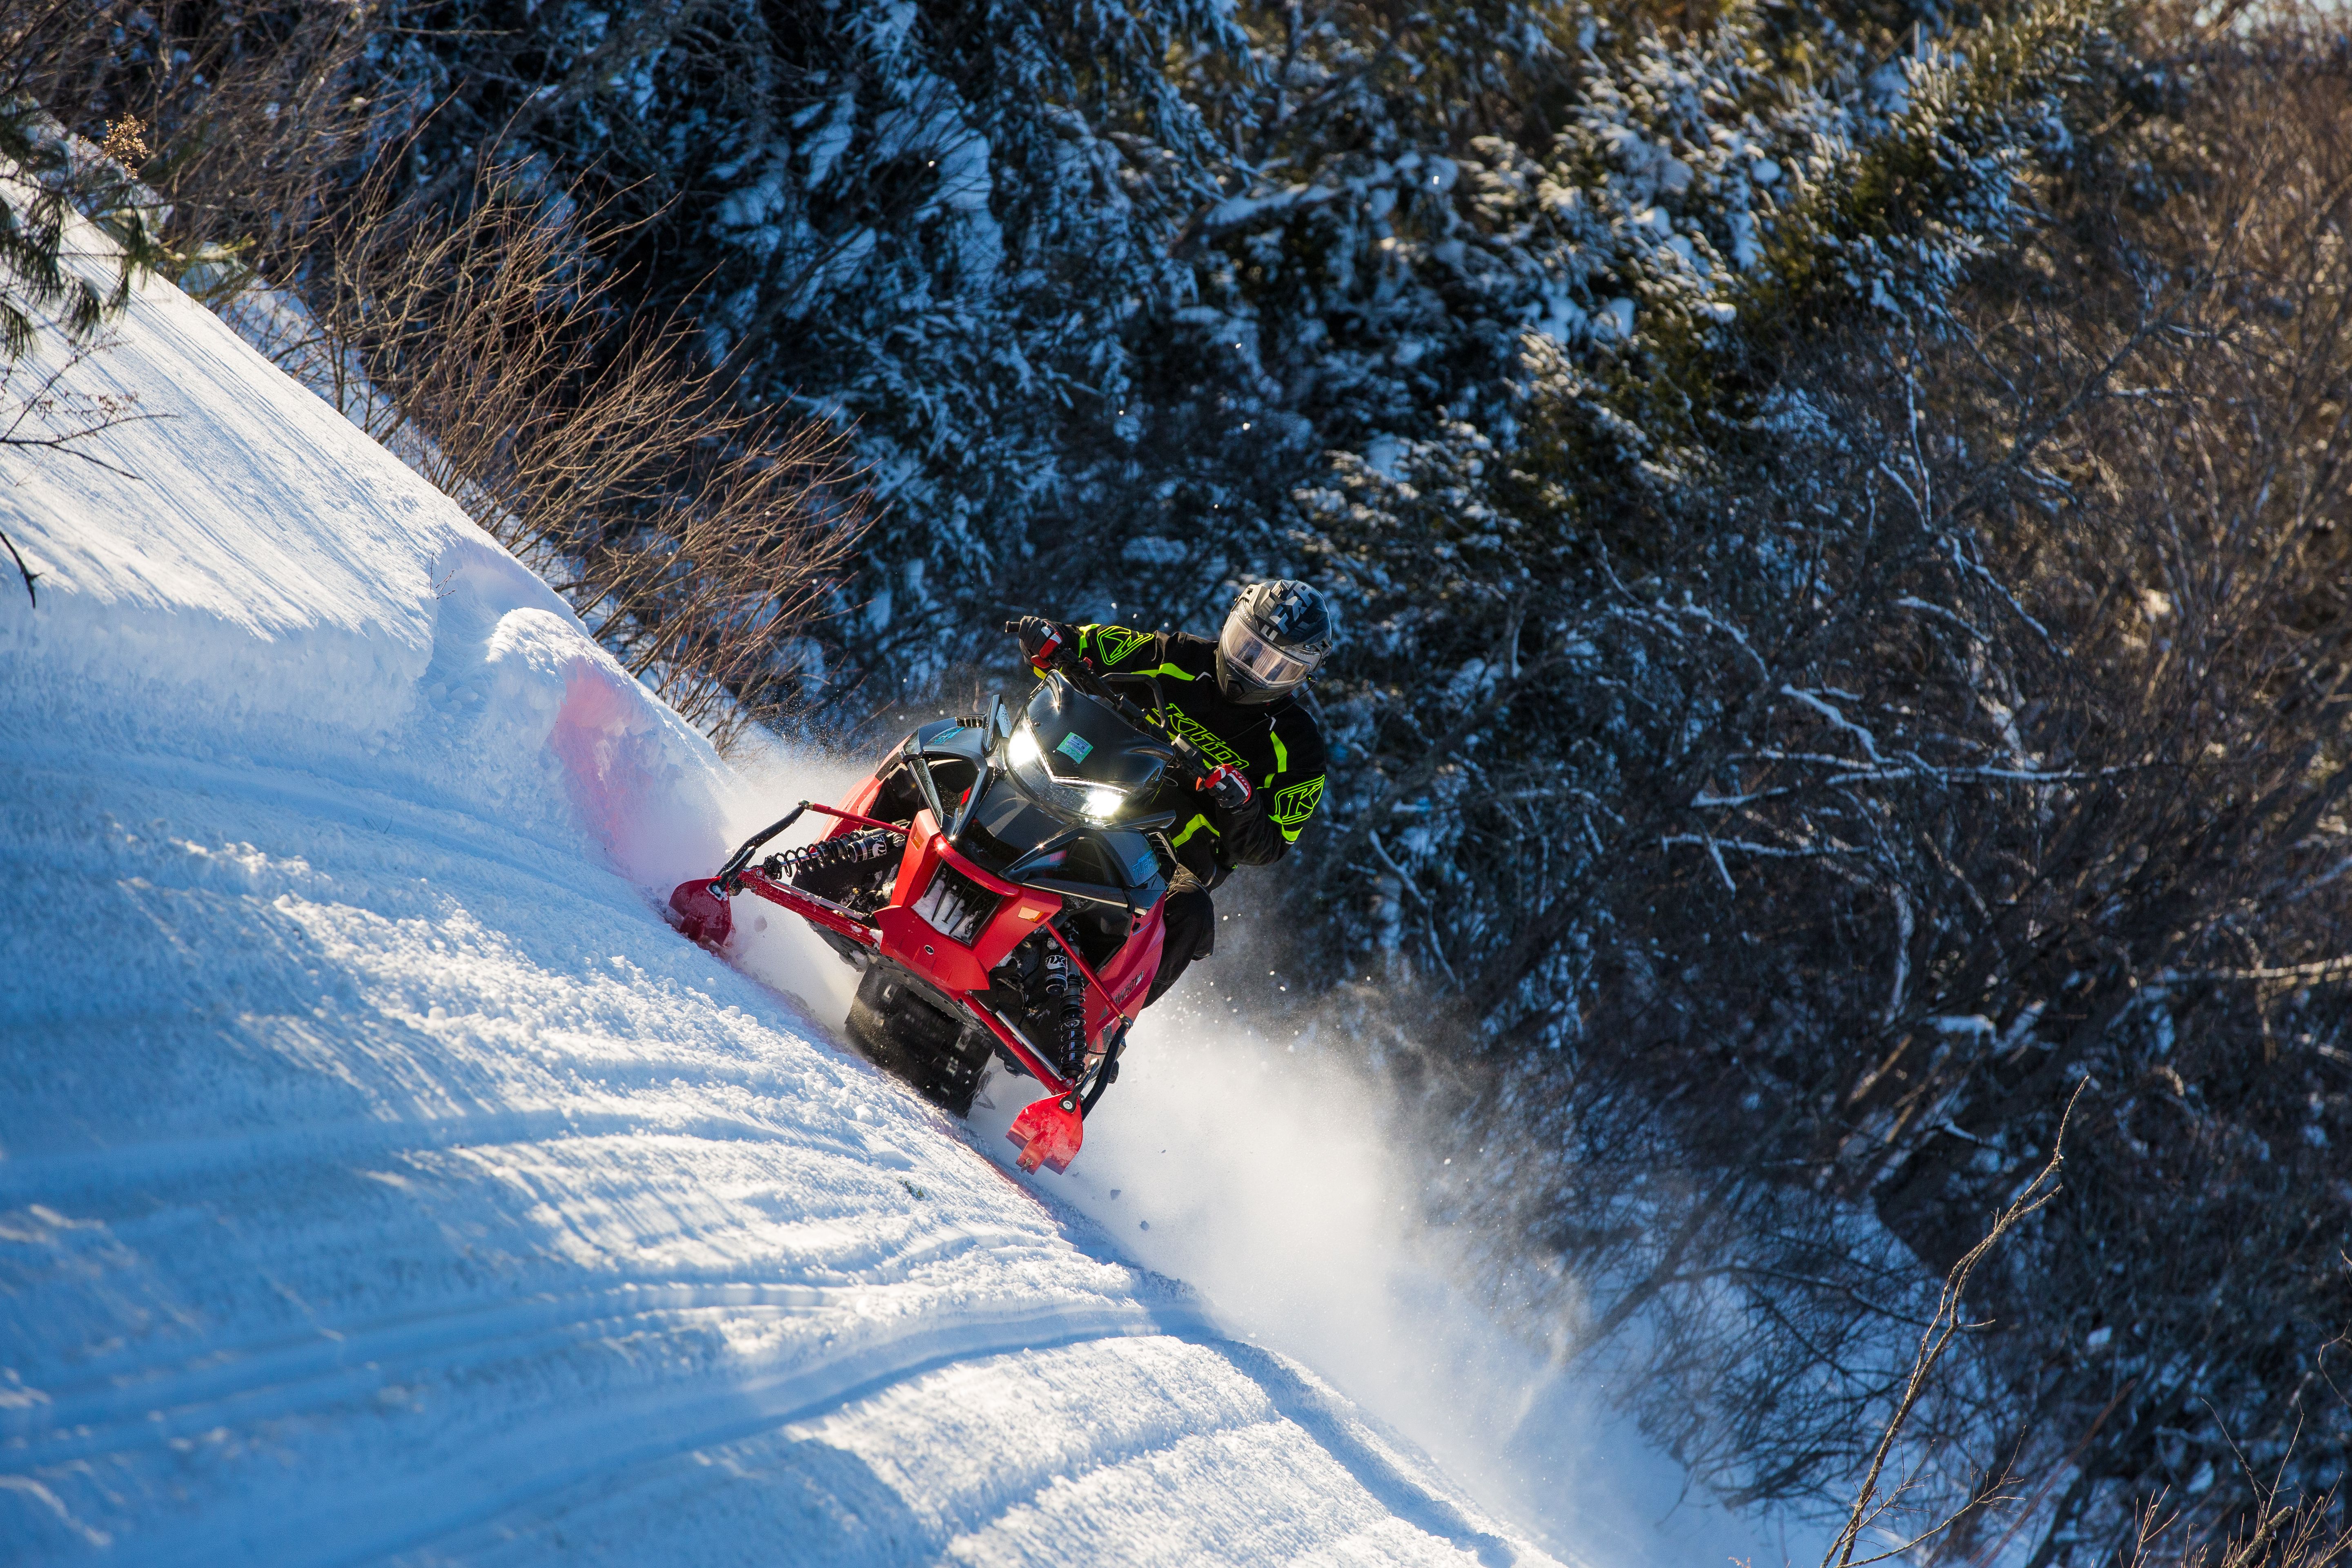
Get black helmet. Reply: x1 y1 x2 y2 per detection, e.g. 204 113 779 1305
1214 580 1336 705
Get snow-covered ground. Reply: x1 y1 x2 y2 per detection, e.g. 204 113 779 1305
0 257 1815 1568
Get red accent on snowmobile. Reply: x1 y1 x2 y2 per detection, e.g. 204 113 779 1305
953 997 1085 1169
667 876 736 949
1007 1093 1086 1174
668 802 913 954
669 869 888 956
668 811 1089 1094
798 801 915 837
872 811 1047 986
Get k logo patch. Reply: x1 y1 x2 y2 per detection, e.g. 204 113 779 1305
1091 626 1151 666
1270 775 1326 826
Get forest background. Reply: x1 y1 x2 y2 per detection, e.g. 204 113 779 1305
7 0 2352 1561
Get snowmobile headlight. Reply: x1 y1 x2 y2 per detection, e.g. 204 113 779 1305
1007 720 1132 824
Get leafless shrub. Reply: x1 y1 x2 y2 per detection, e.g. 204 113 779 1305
0 332 160 473
1 0 376 281
0 336 170 604
251 149 870 743
1844 25 2352 1560
1826 1100 2075 1568
2 0 867 736
2107 1484 2352 1568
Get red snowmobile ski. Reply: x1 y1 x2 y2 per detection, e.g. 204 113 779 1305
668 659 1221 1174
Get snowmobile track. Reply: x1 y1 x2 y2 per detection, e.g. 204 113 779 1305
106 1317 1216 1568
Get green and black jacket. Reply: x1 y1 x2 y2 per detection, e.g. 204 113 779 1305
1071 623 1329 884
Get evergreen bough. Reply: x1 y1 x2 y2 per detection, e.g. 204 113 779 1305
0 97 165 359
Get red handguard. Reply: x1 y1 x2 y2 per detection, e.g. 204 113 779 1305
1027 626 1064 673
1197 763 1253 807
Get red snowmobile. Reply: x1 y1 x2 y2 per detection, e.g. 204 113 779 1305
668 657 1224 1174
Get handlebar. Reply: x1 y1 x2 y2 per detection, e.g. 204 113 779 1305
1068 665 1218 785
1003 618 1214 786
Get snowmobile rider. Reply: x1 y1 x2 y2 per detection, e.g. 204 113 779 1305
1007 580 1334 1008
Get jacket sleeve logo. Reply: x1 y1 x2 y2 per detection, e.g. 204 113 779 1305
1269 776 1325 826
1090 626 1151 666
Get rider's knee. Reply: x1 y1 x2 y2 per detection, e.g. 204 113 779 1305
1164 873 1215 962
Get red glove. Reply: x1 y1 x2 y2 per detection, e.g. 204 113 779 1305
1008 616 1075 672
1198 763 1253 811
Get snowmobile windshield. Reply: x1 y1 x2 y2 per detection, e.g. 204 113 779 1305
1002 676 1169 826
1218 616 1322 694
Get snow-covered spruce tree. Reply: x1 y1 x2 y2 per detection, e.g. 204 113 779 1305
1236 0 2227 1539
365 0 2091 699
1283 0 2114 991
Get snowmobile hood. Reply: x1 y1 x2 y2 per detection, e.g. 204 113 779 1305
1002 675 1175 823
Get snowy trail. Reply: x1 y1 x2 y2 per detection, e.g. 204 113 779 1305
0 254 1558 1564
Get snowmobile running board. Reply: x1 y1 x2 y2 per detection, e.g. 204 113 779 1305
668 801 1091 1174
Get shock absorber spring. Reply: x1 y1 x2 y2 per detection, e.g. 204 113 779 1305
761 828 897 882
1036 944 1087 1077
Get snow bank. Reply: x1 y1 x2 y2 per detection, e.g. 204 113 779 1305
0 263 1555 1565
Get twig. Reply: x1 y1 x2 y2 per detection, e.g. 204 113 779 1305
1824 1085 2083 1568
0 525 36 606
2165 955 2352 985
0 413 167 477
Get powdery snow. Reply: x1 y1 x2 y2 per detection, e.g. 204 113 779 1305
0 261 1555 1566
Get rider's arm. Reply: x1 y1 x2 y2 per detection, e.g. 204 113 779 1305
1216 710 1328 868
1212 791 1285 866
1072 623 1187 676
1262 713 1329 851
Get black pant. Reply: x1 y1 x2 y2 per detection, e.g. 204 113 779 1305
1148 866 1215 1004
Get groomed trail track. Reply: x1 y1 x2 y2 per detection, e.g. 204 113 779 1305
0 247 1556 1567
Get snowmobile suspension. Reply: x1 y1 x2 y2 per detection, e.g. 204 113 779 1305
715 800 909 891
1036 945 1087 1078
759 828 898 883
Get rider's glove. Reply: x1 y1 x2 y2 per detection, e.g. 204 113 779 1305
1199 763 1254 812
1006 616 1076 672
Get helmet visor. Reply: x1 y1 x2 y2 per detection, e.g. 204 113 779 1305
1220 617 1322 693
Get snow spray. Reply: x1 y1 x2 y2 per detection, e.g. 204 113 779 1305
1033 985 1824 1568
709 736 1820 1568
